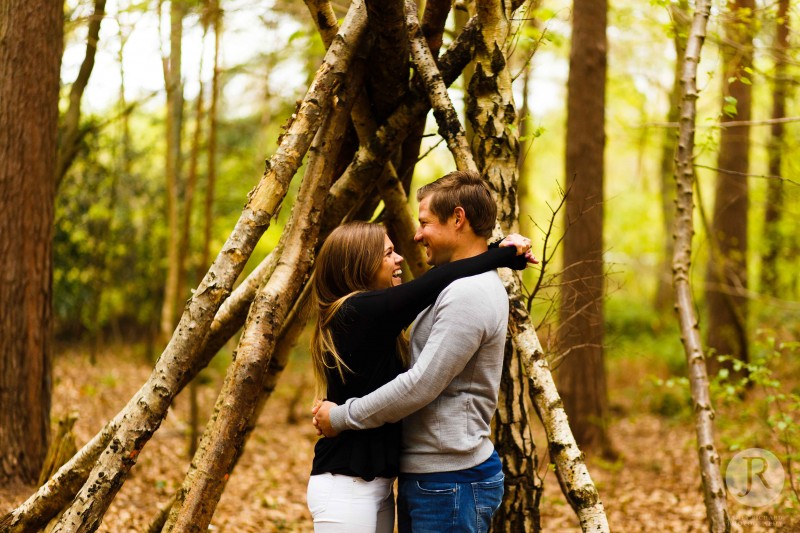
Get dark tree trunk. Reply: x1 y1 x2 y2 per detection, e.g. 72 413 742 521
705 0 754 376
760 0 790 297
557 0 611 453
0 0 63 485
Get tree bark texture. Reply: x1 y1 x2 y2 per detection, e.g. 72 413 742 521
0 0 62 486
760 0 790 296
323 15 479 231
704 0 754 376
511 302 609 531
200 0 221 278
672 0 731 530
48 7 366 529
163 54 364 530
364 0 408 122
396 0 452 191
467 0 519 225
558 0 611 453
405 0 477 173
56 0 107 188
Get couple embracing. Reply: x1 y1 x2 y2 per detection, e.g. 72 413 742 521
306 170 536 532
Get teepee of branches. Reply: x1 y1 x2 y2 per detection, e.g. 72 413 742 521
2 1 610 531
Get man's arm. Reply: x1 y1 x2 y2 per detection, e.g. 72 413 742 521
318 280 490 435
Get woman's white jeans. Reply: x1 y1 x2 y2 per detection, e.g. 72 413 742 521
307 473 395 532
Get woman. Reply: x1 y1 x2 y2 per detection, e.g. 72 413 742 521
306 221 532 532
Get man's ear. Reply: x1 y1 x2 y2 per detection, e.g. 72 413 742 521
452 206 467 230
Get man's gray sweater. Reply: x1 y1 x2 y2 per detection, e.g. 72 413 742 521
329 270 508 474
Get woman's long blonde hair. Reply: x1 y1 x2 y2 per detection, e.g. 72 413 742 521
311 222 400 397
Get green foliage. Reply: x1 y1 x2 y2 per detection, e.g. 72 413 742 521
54 118 164 337
711 330 800 504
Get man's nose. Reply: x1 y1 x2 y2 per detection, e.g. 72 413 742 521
414 228 422 242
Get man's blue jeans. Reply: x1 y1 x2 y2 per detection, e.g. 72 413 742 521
397 471 505 533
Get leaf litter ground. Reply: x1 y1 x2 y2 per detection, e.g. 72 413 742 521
1 345 797 532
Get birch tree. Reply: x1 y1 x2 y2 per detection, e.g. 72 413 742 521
672 0 731 530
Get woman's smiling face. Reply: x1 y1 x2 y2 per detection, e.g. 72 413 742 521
371 234 404 289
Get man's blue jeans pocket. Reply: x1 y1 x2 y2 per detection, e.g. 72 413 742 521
398 471 505 533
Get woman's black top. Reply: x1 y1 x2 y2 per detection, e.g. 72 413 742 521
311 245 526 481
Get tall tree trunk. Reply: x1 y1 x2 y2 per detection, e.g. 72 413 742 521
451 0 543 529
705 0 754 376
0 0 62 486
517 46 534 238
654 0 688 313
558 0 611 453
201 0 221 279
160 0 186 342
760 0 789 297
672 0 731 529
364 0 407 122
182 20 209 459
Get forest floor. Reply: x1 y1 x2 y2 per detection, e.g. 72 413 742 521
2 343 798 532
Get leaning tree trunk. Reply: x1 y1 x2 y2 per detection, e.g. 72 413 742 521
0 0 62 486
47 9 366 529
396 0 451 192
704 0 753 377
406 1 608 529
162 51 365 531
672 0 731 530
760 0 790 297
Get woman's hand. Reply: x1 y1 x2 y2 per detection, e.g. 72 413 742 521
499 233 539 265
312 400 339 438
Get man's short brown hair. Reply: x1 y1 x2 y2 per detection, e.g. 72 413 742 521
416 170 497 238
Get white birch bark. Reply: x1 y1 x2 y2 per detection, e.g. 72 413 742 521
405 0 477 173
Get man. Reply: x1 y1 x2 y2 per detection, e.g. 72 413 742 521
313 170 533 532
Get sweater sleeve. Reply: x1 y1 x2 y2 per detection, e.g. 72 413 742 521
349 245 522 329
329 280 492 432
